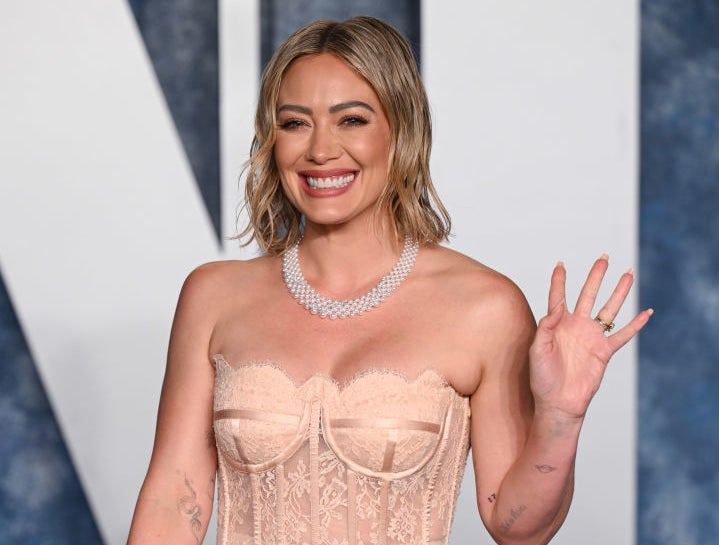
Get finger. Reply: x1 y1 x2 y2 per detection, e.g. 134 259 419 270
594 268 635 325
547 261 567 315
540 291 565 332
574 254 609 316
607 308 654 352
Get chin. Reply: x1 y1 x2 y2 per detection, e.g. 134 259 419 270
302 206 372 229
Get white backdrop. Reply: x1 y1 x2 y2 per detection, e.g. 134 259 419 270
0 1 637 544
423 2 638 544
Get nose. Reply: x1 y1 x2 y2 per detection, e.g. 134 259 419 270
306 123 340 164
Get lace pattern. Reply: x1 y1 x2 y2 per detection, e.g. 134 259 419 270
213 356 471 545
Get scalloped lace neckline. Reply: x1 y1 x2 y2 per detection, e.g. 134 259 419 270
212 354 464 397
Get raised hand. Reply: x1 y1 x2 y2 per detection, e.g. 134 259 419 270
528 255 652 420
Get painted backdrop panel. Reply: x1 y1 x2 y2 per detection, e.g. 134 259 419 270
639 1 719 544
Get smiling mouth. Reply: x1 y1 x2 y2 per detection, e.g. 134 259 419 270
305 173 356 189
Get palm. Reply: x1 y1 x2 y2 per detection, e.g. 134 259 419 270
529 257 652 419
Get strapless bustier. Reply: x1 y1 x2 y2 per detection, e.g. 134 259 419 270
213 355 471 545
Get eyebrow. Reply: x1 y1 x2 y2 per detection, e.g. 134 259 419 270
276 100 376 115
329 101 376 114
277 104 312 115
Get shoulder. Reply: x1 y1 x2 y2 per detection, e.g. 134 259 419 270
173 256 277 323
416 244 536 382
179 256 275 298
166 257 280 363
418 244 533 325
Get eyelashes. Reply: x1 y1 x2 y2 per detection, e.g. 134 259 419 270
278 119 305 130
340 115 369 126
277 115 370 130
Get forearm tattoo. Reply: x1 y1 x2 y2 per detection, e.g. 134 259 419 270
177 475 203 544
534 464 557 474
499 504 527 533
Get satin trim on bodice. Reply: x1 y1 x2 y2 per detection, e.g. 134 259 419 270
212 355 471 545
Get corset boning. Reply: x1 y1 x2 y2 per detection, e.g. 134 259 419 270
213 355 471 545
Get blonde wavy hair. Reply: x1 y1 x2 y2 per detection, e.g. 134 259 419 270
239 16 451 255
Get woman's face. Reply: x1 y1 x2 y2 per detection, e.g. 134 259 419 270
274 53 392 229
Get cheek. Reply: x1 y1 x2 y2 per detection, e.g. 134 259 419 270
349 132 391 168
371 126 392 165
272 145 297 201
367 138 392 171
273 135 301 171
273 142 289 171
277 174 300 209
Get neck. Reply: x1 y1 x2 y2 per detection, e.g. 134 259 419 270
295 217 405 298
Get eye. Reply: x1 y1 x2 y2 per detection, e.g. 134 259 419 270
278 118 306 130
341 115 369 127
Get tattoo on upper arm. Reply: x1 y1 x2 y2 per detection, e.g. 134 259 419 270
487 493 497 503
499 504 527 533
177 475 203 544
535 464 557 474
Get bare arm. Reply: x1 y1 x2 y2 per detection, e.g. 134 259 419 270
472 258 651 544
127 265 222 544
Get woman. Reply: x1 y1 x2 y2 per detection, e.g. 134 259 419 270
127 16 651 545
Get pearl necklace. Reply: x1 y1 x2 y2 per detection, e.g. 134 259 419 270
282 238 419 319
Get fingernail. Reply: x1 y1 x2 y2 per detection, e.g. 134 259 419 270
556 260 565 268
627 267 635 276
647 308 654 316
600 253 609 261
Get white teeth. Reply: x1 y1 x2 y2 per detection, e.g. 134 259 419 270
306 173 355 189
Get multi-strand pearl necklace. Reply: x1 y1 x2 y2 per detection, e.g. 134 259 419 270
282 238 419 319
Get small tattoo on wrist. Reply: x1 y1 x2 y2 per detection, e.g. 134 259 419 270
488 493 497 503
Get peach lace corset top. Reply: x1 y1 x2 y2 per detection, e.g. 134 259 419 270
213 355 471 545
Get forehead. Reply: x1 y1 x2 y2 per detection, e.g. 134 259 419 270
278 53 381 106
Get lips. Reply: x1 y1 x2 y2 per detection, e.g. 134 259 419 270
305 173 355 189
299 170 358 195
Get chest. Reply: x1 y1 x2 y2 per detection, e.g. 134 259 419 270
213 357 468 473
211 272 482 395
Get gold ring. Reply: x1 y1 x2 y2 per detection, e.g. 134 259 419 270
595 316 615 334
